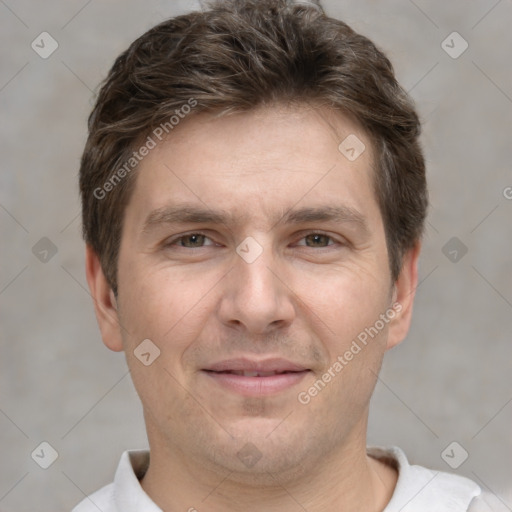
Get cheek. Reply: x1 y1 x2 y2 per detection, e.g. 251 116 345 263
116 269 206 419
117 262 218 351
294 263 390 348
308 270 391 406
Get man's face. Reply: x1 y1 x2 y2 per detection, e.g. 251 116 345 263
90 104 416 480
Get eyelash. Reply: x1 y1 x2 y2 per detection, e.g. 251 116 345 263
164 231 343 250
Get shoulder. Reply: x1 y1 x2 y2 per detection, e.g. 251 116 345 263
467 492 510 512
71 449 153 512
71 482 115 512
369 446 481 512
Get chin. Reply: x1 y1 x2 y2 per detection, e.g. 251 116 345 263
210 422 315 478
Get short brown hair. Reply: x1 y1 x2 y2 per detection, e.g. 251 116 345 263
80 0 427 295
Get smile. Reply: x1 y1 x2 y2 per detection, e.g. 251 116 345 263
203 367 311 396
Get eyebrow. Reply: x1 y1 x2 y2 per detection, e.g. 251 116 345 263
141 204 369 235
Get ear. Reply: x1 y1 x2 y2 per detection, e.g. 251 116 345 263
386 242 421 351
85 244 124 352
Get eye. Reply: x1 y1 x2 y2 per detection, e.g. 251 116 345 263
164 231 342 251
295 233 336 248
167 233 216 248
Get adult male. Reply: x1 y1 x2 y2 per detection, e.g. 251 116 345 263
75 0 486 510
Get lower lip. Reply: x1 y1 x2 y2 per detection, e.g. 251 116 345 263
203 370 310 396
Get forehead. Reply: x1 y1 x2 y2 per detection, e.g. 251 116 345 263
124 103 382 233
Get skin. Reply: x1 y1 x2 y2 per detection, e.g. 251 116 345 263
86 103 420 511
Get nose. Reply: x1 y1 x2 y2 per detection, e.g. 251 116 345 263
216 240 296 335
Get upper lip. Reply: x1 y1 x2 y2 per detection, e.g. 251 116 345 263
204 358 309 373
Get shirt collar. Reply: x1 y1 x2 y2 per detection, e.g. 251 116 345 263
368 445 480 511
114 450 162 511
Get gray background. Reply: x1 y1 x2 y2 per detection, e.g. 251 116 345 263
1 1 511 510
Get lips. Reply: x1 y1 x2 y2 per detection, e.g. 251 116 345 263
215 370 295 377
202 358 310 396
205 357 308 373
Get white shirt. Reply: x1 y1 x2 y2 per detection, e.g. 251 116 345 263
72 446 484 511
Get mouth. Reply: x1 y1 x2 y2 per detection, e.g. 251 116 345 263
202 358 311 396
207 369 301 377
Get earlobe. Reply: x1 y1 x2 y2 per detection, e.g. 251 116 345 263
386 242 421 351
85 245 124 352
